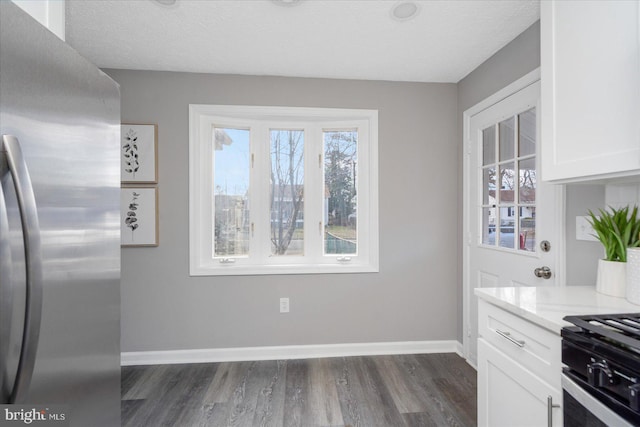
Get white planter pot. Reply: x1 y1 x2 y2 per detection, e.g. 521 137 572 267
627 248 640 305
596 259 626 297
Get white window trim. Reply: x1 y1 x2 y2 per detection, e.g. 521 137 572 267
189 105 379 276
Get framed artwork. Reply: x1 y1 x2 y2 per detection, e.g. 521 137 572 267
121 187 158 247
121 124 158 183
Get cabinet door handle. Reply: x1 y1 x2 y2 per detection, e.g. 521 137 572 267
547 395 560 427
494 329 525 348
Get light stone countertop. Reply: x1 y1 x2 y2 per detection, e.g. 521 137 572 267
475 286 640 335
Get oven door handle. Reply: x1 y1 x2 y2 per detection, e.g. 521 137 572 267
547 395 560 427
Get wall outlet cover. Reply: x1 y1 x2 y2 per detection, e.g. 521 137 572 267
279 297 290 313
576 216 599 242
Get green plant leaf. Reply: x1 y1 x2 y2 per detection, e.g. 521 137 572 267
587 205 640 262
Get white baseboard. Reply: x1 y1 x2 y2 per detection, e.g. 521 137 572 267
121 340 464 366
454 340 464 358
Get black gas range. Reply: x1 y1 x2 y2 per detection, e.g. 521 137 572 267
562 313 640 426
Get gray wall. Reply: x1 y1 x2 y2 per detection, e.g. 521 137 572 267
457 21 542 116
565 185 605 285
111 20 607 353
106 70 458 352
456 21 606 340
456 21 541 342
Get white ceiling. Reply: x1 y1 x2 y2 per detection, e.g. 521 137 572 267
66 0 539 83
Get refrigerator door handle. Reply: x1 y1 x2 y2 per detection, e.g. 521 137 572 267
1 135 43 404
0 177 14 403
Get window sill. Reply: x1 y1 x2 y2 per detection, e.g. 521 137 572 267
189 262 379 277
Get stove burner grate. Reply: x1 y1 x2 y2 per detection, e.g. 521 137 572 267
563 313 640 351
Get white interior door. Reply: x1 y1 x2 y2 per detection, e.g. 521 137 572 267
463 74 565 367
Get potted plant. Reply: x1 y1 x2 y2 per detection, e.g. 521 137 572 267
587 205 640 297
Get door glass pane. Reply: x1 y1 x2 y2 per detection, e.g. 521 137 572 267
519 158 536 204
483 167 496 205
518 108 536 156
324 130 357 255
482 126 496 166
270 129 305 256
482 207 496 245
499 163 515 203
499 117 515 161
213 127 250 257
478 108 538 253
499 206 515 249
519 207 536 252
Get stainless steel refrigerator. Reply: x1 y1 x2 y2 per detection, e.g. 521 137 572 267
1 2 121 426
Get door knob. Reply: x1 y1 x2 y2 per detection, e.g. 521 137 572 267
534 266 552 279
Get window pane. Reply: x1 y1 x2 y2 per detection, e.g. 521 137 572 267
270 129 305 256
519 207 536 252
482 207 496 245
519 158 536 204
499 117 515 161
324 130 357 255
499 163 515 203
483 167 496 205
482 126 496 166
499 206 515 249
213 127 250 257
518 108 536 156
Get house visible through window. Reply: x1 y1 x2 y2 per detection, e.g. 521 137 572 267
480 108 537 252
189 105 378 276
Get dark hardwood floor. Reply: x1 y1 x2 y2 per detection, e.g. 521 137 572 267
121 353 477 427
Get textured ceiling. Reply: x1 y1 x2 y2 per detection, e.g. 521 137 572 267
66 0 539 83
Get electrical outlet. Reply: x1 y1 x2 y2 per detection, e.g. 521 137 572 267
280 297 290 313
576 216 598 241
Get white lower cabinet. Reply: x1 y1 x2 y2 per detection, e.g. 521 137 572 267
478 299 563 426
478 339 562 427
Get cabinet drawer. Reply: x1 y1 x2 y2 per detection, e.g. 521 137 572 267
478 338 562 427
478 299 561 388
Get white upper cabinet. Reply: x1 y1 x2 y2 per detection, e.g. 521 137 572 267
541 0 640 183
11 0 65 41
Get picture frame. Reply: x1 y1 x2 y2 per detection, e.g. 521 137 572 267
121 187 158 247
121 123 158 184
